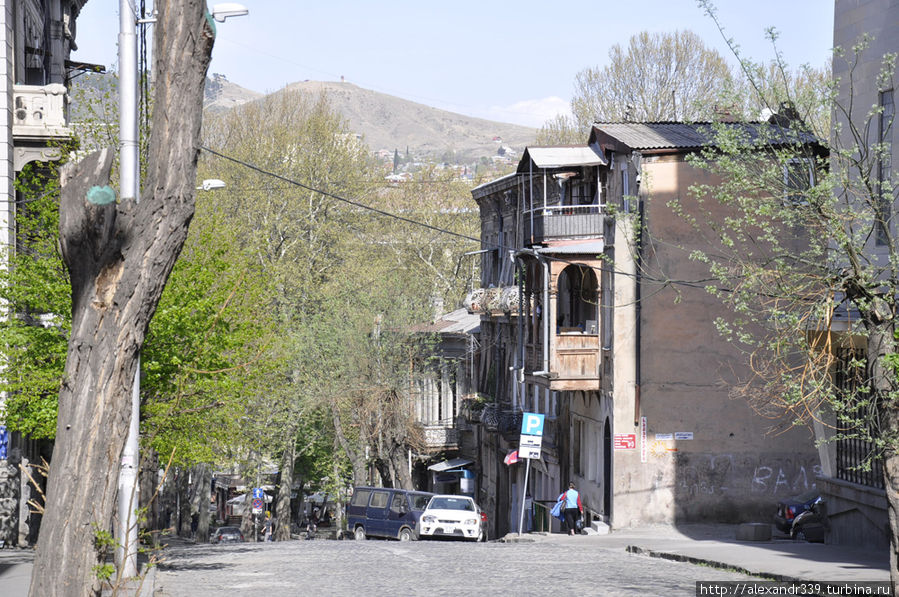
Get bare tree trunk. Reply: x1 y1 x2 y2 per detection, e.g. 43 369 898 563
138 448 157 533
330 401 368 485
177 469 192 538
274 440 295 541
193 464 212 543
29 4 213 594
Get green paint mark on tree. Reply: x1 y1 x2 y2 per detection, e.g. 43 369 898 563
86 185 116 205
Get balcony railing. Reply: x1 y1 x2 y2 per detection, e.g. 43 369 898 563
524 204 605 244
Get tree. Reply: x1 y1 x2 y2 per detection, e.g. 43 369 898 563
570 30 734 128
29 3 214 594
676 1 899 586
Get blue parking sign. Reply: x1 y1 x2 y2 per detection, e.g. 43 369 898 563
252 487 263 500
520 412 545 437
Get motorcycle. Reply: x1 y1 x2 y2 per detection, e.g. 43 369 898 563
791 496 829 543
305 516 318 540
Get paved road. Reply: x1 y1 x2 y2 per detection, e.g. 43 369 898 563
154 537 753 596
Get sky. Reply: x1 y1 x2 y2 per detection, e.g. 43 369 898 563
72 1 835 128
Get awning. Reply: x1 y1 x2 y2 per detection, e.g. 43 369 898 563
517 145 606 173
427 457 473 472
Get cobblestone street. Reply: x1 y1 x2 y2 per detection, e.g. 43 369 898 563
154 536 753 596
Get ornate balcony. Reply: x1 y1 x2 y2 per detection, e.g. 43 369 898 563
12 84 72 171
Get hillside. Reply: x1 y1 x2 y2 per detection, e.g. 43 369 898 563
273 80 536 160
70 73 537 162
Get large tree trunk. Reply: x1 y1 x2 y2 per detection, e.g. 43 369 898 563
193 464 212 543
274 440 295 541
29 4 214 595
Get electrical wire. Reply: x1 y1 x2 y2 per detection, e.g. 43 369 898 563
199 146 733 293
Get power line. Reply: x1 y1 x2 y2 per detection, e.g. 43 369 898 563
201 146 482 246
199 146 730 294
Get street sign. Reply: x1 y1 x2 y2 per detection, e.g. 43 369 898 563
520 412 545 436
614 434 636 450
252 487 264 499
520 435 543 450
519 445 541 459
252 498 263 514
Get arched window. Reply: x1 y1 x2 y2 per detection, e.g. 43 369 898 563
556 265 598 333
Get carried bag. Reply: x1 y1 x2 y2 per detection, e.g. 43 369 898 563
576 517 585 532
550 500 564 520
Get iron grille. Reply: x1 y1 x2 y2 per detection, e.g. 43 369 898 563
834 348 884 489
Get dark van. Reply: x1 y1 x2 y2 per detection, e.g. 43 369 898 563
346 487 433 541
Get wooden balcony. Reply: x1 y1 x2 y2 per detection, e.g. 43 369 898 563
524 205 605 244
526 333 601 391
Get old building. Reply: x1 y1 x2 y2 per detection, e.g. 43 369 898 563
812 0 899 551
466 122 822 537
0 0 88 547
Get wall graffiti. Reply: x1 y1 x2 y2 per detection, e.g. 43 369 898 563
751 462 823 495
674 453 822 499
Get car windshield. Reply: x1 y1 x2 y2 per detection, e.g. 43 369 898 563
429 497 474 511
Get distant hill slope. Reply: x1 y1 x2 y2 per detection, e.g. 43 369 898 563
70 73 537 161
272 80 536 159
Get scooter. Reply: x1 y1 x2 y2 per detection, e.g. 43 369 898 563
305 517 318 540
791 496 829 543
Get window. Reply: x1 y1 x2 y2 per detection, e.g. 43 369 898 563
556 265 598 333
784 158 814 205
390 493 406 513
876 89 894 246
369 490 389 509
351 490 372 507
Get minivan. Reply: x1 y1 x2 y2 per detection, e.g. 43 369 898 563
346 487 434 541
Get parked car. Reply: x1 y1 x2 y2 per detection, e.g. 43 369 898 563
417 494 487 542
211 526 244 544
774 489 831 541
346 487 434 541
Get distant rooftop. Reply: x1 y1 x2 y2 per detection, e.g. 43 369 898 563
590 121 820 152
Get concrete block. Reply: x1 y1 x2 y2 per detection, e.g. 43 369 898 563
591 520 610 535
736 522 772 542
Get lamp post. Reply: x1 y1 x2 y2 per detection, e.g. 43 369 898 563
115 2 246 580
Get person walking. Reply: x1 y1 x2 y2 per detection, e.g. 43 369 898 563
558 482 583 535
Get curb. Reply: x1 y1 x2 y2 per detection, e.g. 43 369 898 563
625 545 797 583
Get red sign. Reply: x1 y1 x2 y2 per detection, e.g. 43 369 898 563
614 434 636 450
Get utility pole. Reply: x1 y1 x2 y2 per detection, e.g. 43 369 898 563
115 0 140 580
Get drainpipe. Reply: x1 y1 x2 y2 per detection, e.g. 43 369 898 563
633 156 643 427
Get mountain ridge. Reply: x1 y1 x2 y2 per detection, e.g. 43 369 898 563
206 76 536 160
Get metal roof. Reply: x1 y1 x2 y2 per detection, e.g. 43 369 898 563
517 145 606 173
409 308 481 335
590 122 820 152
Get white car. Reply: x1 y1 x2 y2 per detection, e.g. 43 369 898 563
417 495 487 542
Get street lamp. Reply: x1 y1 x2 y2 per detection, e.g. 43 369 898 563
211 3 249 21
115 2 246 581
197 178 226 191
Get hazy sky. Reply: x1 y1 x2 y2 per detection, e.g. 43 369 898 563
72 1 835 127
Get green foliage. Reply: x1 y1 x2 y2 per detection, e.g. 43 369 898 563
672 9 899 456
0 163 70 438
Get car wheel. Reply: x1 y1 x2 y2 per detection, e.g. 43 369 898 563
793 529 806 542
477 530 487 543
398 527 413 542
354 526 366 541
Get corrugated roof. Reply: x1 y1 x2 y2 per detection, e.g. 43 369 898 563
517 145 606 173
591 122 819 151
410 307 480 335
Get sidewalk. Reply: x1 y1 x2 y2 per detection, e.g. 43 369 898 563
505 523 890 583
